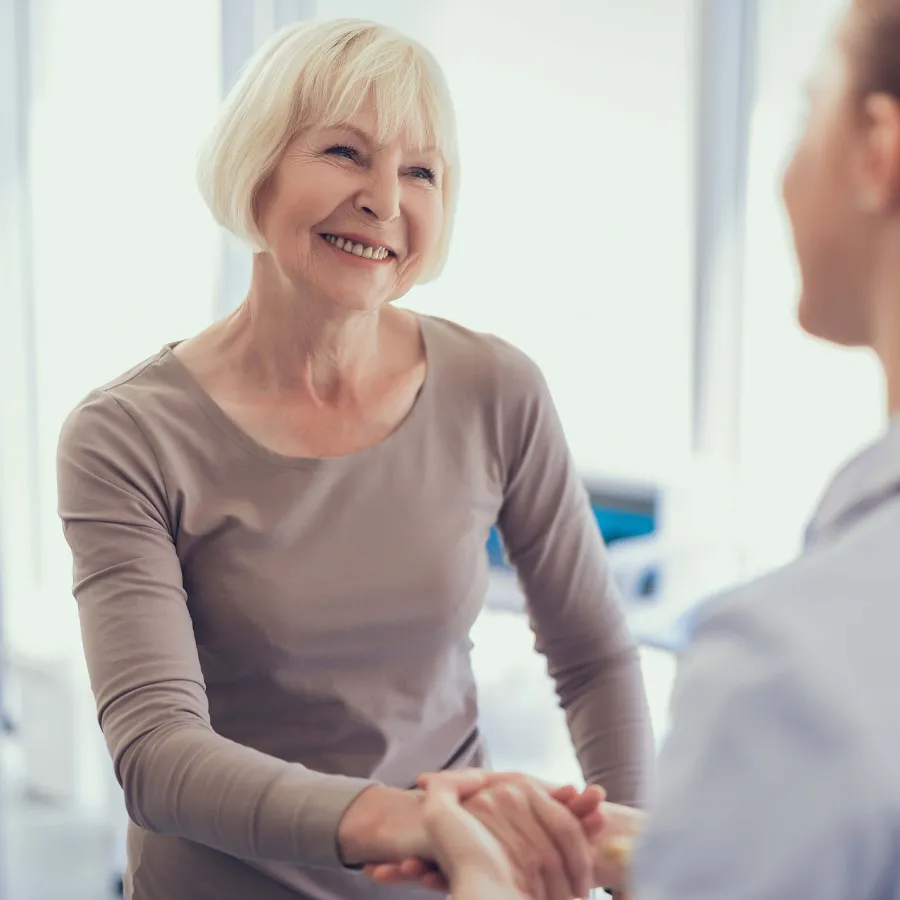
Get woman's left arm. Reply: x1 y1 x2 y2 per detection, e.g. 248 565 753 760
495 353 654 807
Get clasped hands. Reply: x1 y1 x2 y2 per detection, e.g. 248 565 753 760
365 769 636 900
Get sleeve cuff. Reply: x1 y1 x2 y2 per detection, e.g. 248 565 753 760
285 772 380 869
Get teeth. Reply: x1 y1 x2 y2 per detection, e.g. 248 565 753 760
323 234 390 260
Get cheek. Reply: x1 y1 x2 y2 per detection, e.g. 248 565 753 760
782 135 822 245
259 166 343 243
785 139 871 343
407 191 444 251
784 131 844 267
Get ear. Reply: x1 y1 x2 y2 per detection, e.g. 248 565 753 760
857 93 900 212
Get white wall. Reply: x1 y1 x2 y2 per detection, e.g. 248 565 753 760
0 0 36 696
736 0 886 571
1 0 222 812
319 0 697 485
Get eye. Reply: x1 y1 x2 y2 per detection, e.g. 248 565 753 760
410 167 437 183
325 144 360 161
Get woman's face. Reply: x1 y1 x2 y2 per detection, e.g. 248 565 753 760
255 105 445 311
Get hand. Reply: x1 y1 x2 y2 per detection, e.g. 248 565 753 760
337 785 430 866
419 771 526 900
589 802 646 893
368 770 605 899
451 773 600 900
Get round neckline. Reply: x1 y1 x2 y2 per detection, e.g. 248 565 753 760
160 312 436 469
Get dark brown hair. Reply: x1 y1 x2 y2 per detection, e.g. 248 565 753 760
847 0 900 99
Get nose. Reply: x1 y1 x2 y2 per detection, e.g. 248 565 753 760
355 165 401 223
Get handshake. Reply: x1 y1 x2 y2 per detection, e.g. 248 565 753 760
339 769 644 900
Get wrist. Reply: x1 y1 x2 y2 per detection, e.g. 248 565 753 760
592 801 644 892
337 785 427 866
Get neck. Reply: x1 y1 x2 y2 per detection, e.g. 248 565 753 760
879 332 900 418
868 246 900 419
227 254 384 404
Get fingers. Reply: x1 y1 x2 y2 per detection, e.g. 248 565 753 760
422 783 483 846
484 770 559 792
365 862 408 884
419 768 606 825
417 767 607 891
473 770 606 836
567 784 607 816
420 871 449 892
422 779 521 893
461 777 599 900
564 784 607 838
580 808 606 838
399 858 433 879
400 858 449 892
465 769 604 818
462 787 540 899
496 786 572 900
550 784 579 806
465 781 586 900
522 782 596 899
365 859 449 892
364 859 432 882
417 768 492 800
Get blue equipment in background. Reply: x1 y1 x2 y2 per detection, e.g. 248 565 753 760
486 476 658 569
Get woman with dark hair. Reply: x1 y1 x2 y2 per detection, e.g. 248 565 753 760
375 1 900 896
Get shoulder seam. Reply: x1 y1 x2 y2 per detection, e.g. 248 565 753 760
104 392 175 526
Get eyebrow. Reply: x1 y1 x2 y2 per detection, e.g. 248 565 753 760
325 122 440 156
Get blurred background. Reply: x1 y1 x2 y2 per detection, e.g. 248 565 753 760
0 0 886 897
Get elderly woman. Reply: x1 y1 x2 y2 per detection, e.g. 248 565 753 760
56 18 651 900
392 1 900 898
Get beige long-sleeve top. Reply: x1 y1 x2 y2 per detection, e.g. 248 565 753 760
56 313 651 900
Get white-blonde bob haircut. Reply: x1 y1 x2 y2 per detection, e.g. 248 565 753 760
197 18 459 283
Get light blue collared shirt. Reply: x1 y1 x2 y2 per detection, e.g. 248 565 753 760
635 418 900 900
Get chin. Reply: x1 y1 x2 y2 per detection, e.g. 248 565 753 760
797 292 869 348
797 294 825 339
319 277 410 313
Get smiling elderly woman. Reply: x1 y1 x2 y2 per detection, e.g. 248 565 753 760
56 18 651 900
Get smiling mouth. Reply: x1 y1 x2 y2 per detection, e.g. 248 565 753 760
321 233 395 261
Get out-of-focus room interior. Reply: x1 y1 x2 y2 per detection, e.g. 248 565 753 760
0 0 886 897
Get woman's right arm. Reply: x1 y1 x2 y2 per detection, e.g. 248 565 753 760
56 390 420 869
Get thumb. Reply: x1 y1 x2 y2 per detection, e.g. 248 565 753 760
417 768 491 800
421 784 484 874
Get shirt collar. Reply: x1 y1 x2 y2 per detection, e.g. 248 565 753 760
805 415 900 546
